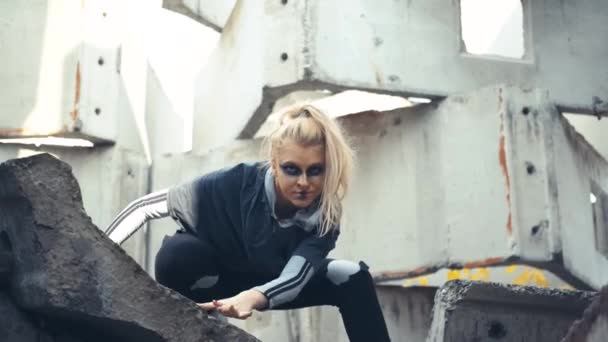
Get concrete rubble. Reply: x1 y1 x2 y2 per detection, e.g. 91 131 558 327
0 154 258 342
427 280 598 342
562 286 608 342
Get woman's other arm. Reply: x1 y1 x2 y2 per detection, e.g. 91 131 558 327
105 189 170 245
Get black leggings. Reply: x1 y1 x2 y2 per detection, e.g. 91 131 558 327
155 231 390 342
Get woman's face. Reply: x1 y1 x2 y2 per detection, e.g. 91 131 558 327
272 140 325 210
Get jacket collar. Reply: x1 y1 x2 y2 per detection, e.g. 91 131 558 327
264 167 320 232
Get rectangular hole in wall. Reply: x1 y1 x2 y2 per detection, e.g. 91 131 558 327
590 181 608 258
563 113 608 161
460 0 525 59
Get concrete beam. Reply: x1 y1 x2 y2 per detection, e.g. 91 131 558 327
0 0 159 148
0 154 257 342
162 0 235 31
562 286 608 342
189 0 608 151
427 280 597 342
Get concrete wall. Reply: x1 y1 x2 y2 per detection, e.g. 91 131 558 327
182 0 608 155
550 113 608 288
0 0 80 136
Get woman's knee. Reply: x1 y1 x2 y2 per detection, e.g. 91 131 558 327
154 231 218 290
326 259 372 286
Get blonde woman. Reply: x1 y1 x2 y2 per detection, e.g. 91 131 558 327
105 105 390 341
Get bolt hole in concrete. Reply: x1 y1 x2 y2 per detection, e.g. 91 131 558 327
522 106 531 115
487 320 507 339
95 108 101 115
102 12 107 17
460 0 524 59
280 52 289 62
531 225 540 236
281 0 288 4
98 57 104 66
525 161 535 174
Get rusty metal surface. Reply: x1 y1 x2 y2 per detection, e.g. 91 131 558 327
562 286 608 342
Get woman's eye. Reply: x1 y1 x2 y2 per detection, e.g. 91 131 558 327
281 165 301 176
306 166 324 177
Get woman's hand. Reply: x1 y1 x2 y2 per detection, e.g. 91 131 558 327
197 289 268 320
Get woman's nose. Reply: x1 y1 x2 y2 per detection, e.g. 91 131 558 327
297 174 309 187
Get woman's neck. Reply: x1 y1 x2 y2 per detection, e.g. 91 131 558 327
274 183 298 220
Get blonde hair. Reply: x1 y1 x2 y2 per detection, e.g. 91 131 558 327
264 104 355 236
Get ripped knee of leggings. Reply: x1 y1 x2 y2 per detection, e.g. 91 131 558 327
326 260 370 286
190 275 220 290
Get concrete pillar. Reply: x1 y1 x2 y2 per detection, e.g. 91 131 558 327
427 280 597 342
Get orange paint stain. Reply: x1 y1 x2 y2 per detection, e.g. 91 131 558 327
498 89 513 235
70 62 81 122
463 257 504 268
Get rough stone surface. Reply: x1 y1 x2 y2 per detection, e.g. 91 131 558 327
0 250 11 288
562 285 608 342
427 280 597 342
0 290 91 342
0 291 53 342
0 154 258 342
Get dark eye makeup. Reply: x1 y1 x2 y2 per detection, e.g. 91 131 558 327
280 163 325 177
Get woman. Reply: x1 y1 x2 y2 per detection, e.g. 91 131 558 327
105 105 390 341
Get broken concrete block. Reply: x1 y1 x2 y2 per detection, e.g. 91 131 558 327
1 291 90 342
0 291 53 342
0 250 11 288
561 285 608 342
427 280 597 342
0 154 258 342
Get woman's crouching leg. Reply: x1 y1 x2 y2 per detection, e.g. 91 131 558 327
275 259 391 342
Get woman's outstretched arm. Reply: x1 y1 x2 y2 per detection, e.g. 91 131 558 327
105 189 170 245
253 229 339 309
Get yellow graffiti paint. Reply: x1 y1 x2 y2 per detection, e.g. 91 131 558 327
447 270 461 280
531 270 548 287
471 268 490 281
513 270 532 285
400 265 572 289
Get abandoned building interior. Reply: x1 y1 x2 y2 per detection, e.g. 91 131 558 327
0 0 607 341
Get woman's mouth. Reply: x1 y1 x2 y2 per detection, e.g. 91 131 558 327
294 192 308 200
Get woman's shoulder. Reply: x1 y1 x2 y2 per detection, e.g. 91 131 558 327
221 161 268 179
198 161 268 190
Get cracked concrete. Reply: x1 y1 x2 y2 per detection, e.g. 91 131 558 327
0 154 258 342
427 280 597 342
